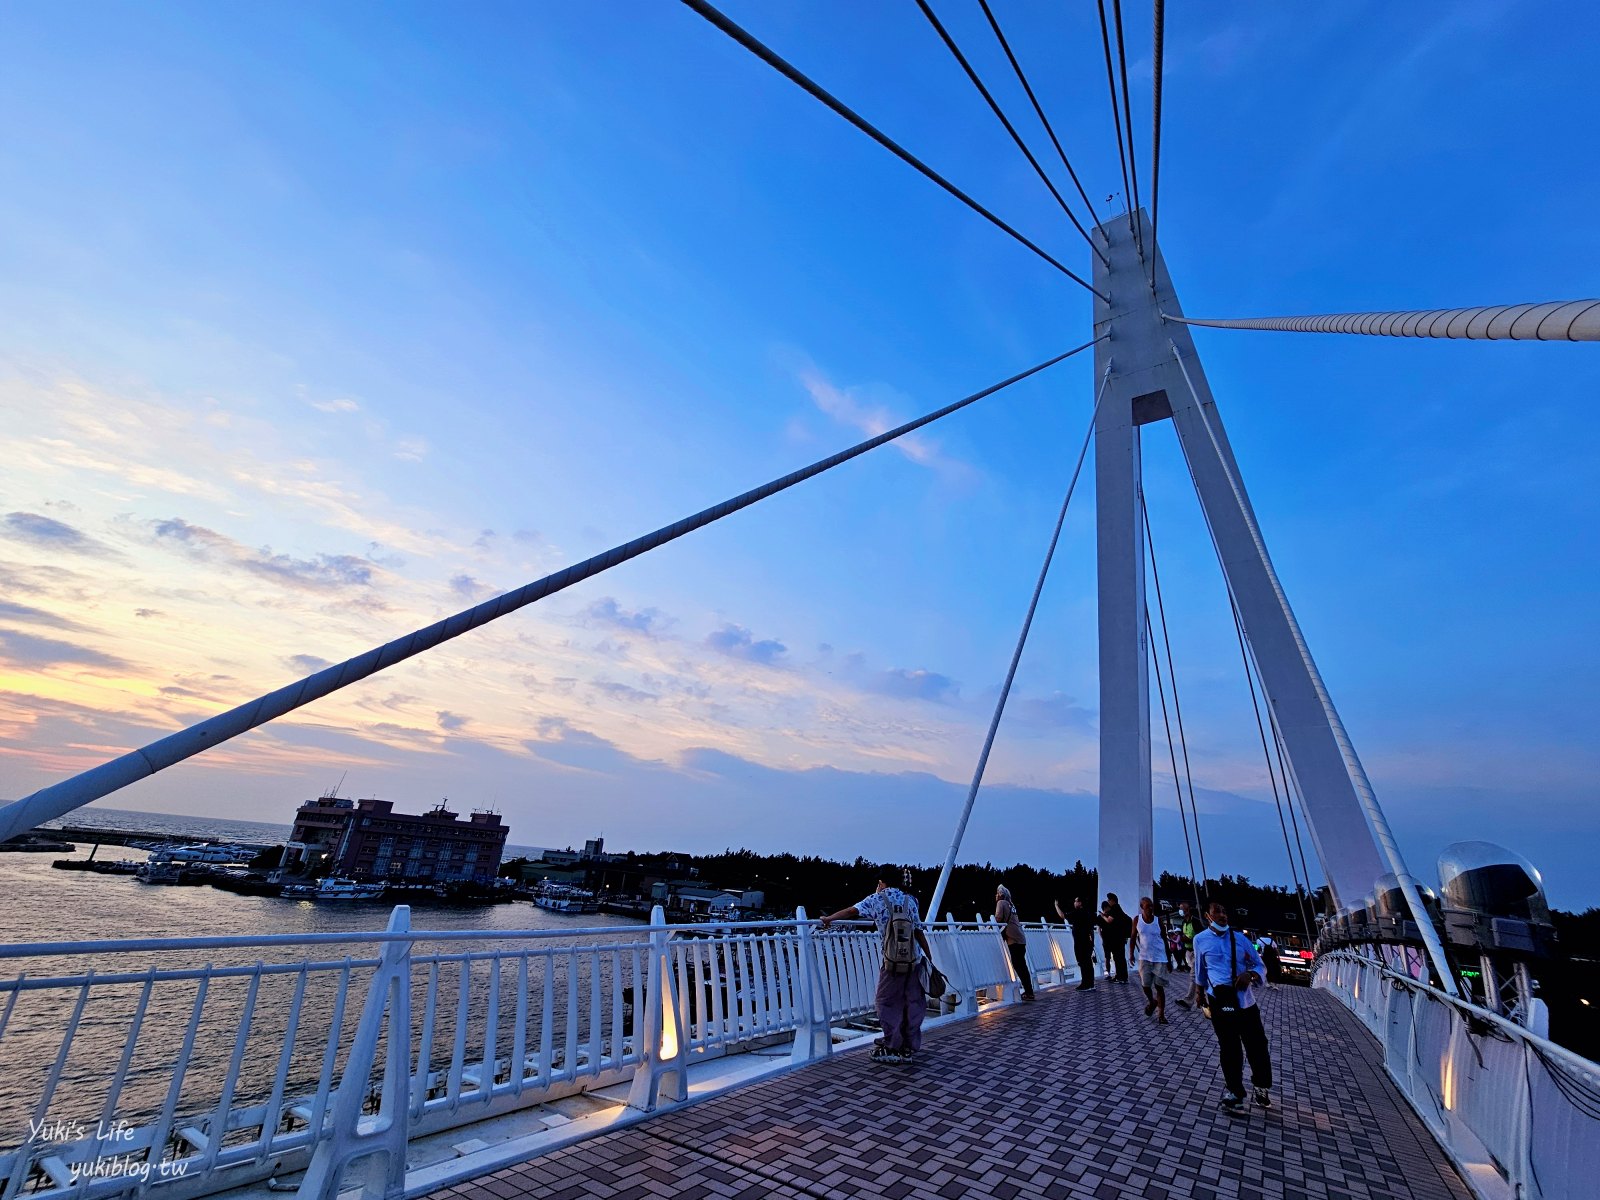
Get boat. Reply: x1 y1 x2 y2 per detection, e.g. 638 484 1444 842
280 877 387 901
136 861 205 885
531 883 599 914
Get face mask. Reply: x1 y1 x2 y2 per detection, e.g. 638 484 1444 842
1209 920 1228 933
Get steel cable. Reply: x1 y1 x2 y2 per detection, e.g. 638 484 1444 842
927 365 1112 920
1228 594 1317 946
1146 605 1204 912
1140 495 1210 890
975 0 1103 229
914 0 1107 266
680 0 1107 299
1111 0 1144 258
1149 0 1165 286
0 338 1103 841
1095 0 1134 234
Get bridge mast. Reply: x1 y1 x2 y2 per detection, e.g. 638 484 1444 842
1095 210 1387 915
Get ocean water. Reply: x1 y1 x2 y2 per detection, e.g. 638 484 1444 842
1 809 646 1148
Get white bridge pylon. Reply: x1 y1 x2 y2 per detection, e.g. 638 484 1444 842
1092 210 1455 992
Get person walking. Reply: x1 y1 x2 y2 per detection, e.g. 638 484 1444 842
995 885 1035 1001
1191 901 1274 1110
1132 896 1170 1023
1173 900 1201 971
1100 893 1132 983
820 865 934 1064
1055 897 1099 990
1255 930 1282 988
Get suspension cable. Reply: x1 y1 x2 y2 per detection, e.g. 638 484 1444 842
1111 0 1144 259
1139 494 1210 889
927 365 1113 920
1145 604 1204 912
680 0 1107 300
914 0 1108 267
1094 0 1133 235
975 0 1103 229
0 338 1103 842
1149 0 1165 286
1166 338 1461 997
1227 595 1316 946
1268 702 1323 900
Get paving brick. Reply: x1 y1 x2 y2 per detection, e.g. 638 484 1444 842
420 981 1471 1200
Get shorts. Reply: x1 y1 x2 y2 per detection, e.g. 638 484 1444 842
1139 959 1170 989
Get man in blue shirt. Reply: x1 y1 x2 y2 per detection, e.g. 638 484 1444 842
1191 901 1274 1110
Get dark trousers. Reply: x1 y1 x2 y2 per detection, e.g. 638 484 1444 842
875 964 927 1051
1006 942 1034 997
1108 938 1128 982
1211 1004 1273 1092
1073 939 1096 984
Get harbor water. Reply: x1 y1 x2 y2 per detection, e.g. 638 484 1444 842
2 810 646 1147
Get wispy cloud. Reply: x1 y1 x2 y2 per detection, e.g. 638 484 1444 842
797 366 971 479
586 596 664 635
0 629 130 671
864 666 961 705
706 623 788 666
2 512 116 557
143 516 379 592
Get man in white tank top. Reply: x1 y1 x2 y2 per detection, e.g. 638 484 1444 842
1133 896 1170 1024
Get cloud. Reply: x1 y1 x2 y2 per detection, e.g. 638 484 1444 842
591 680 660 704
797 367 968 478
145 517 377 591
436 711 469 731
134 608 163 619
706 623 788 666
2 512 115 557
0 600 91 633
285 653 333 673
309 397 361 414
865 667 961 704
450 573 492 602
393 436 429 462
1011 692 1096 732
0 629 130 671
586 596 664 634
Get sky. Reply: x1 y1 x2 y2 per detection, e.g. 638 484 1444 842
0 1 1597 909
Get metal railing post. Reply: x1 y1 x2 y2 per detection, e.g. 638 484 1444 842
297 905 414 1200
626 905 687 1111
788 908 833 1063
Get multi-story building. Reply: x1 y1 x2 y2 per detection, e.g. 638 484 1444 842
284 794 509 884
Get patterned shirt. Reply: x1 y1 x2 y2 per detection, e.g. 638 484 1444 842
855 888 925 963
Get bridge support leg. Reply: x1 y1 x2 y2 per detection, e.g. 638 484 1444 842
788 907 834 1064
297 906 413 1200
627 906 688 1111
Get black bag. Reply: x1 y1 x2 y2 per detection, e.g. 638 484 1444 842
925 961 948 999
1208 930 1242 1014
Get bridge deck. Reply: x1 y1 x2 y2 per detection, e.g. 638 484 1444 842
427 975 1469 1200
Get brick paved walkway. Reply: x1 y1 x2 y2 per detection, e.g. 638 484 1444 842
426 975 1469 1200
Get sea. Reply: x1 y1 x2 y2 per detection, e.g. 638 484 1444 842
1 809 646 1145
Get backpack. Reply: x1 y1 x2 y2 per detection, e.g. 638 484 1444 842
881 891 918 975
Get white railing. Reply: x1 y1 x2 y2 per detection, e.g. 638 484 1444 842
0 906 1069 1200
1315 951 1600 1200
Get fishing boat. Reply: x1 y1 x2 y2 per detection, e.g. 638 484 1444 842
531 883 599 914
280 877 387 902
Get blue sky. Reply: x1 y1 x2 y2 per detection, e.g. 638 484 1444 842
0 1 1596 909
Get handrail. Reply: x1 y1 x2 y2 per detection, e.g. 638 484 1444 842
0 905 1070 1200
0 914 1045 961
1315 950 1600 1200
